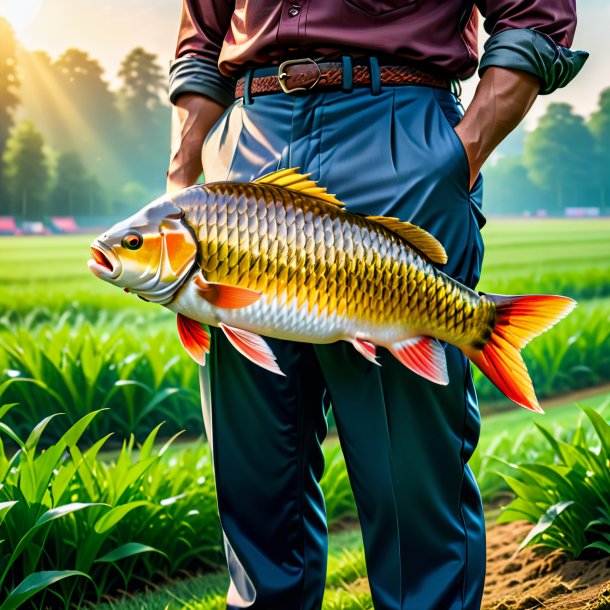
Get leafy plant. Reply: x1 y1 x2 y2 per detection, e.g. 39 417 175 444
0 407 223 609
0 313 201 443
494 407 610 557
320 444 357 524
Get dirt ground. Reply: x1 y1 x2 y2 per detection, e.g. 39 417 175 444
483 520 610 609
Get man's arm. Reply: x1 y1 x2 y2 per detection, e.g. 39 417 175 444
455 67 539 189
459 0 588 188
166 0 235 192
167 94 227 192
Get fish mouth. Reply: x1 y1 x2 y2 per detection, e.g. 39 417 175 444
88 242 121 280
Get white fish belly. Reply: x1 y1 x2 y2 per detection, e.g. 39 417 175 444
166 278 407 345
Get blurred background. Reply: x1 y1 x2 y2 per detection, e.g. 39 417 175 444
0 2 609 610
0 0 609 225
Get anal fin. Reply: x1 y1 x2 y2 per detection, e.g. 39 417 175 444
177 313 211 366
390 336 448 385
220 323 285 376
352 338 380 365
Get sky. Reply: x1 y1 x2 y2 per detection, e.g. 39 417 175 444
0 0 608 128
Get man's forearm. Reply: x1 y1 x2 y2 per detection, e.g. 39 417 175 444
167 93 228 193
454 66 540 189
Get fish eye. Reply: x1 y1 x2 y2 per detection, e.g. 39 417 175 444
121 231 144 250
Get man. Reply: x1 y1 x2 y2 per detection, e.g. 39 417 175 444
166 3 587 609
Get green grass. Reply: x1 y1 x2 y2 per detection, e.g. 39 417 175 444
1 219 609 608
477 219 610 283
479 390 610 450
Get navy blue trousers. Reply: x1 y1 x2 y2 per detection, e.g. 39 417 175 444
200 84 486 610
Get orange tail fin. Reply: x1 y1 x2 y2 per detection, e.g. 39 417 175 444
464 294 576 413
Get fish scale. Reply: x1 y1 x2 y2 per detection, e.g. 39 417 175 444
89 168 576 411
178 181 490 346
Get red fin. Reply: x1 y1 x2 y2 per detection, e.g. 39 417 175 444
219 323 285 376
194 274 261 309
177 313 210 366
390 336 448 385
464 294 576 413
352 338 380 365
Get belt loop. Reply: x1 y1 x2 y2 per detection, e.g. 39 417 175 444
368 56 381 95
341 55 353 92
243 69 254 105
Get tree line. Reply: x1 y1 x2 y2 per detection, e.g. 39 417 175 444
0 18 170 220
485 93 610 214
1 15 609 220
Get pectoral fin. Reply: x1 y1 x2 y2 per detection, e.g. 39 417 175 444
194 273 261 309
390 336 449 385
220 323 285 376
177 313 211 366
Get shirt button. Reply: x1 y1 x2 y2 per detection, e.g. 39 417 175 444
288 6 300 17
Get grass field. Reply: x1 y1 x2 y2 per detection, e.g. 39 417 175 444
1 218 609 609
477 219 610 283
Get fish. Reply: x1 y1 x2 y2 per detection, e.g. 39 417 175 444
88 168 576 412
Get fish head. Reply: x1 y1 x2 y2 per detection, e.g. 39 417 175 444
88 196 198 303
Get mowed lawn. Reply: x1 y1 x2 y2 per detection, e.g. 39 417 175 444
476 218 610 287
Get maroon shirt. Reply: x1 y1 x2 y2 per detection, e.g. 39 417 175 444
169 0 586 105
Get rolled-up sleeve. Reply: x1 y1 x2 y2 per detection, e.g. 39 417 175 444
475 1 589 94
169 0 235 107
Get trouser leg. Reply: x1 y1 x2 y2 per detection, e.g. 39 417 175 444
201 95 330 610
208 335 329 610
313 86 486 610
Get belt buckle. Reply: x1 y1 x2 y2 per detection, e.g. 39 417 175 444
278 58 321 94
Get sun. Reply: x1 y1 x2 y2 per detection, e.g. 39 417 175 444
0 0 42 34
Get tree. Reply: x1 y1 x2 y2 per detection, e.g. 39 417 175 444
588 88 610 207
119 47 165 111
3 121 50 218
524 103 598 211
0 18 20 207
0 18 19 158
53 49 127 188
117 47 170 194
49 151 107 216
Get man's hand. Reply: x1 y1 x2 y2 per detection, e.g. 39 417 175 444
454 67 540 189
167 93 228 193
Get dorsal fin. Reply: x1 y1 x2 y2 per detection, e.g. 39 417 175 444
365 215 448 264
254 167 345 207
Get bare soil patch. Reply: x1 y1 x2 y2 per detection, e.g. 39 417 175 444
483 521 610 609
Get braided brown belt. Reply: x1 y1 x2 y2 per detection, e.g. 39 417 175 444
235 59 451 98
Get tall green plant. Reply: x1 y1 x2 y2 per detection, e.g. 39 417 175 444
0 407 222 609
495 407 610 557
0 313 201 443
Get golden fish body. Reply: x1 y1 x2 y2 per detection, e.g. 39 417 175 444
167 180 494 351
89 168 575 411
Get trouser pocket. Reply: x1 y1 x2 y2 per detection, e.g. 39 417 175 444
432 87 486 230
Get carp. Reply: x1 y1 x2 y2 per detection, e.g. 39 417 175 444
88 168 575 412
